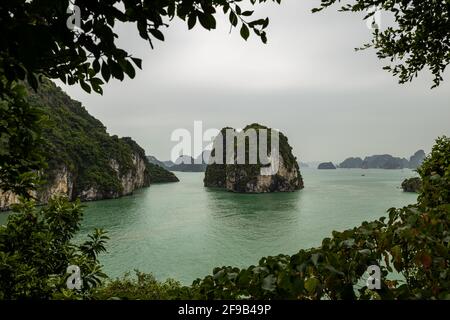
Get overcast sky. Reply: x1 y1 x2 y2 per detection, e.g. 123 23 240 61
58 1 450 163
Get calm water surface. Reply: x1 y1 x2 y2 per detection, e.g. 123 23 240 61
0 169 418 284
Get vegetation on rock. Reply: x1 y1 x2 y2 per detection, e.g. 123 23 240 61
148 163 179 183
401 177 422 193
339 157 363 169
204 124 303 193
339 151 426 169
1 0 449 301
0 80 157 208
362 155 409 170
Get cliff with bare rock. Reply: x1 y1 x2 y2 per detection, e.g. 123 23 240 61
0 80 176 210
204 124 303 193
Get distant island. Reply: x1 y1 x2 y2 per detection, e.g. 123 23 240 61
171 153 208 172
318 162 337 170
339 157 364 169
338 150 426 169
147 154 208 172
204 124 303 193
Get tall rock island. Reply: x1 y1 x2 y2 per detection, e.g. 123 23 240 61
204 124 303 193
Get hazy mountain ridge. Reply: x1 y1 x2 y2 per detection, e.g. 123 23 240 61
147 153 209 172
338 150 426 169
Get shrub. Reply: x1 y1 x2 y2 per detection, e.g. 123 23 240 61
0 196 108 299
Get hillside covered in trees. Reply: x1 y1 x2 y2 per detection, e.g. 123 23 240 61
0 80 177 209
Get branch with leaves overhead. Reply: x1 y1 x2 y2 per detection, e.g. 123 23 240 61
313 0 450 88
0 0 281 95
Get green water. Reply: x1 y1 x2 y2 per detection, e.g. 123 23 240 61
0 169 418 284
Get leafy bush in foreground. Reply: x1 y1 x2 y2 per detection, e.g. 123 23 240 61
0 196 108 299
93 271 187 300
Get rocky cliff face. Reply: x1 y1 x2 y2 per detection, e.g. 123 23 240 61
1 142 151 210
204 124 303 193
78 149 150 202
0 80 158 210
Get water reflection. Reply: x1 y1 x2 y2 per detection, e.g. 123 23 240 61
205 188 302 244
206 188 301 217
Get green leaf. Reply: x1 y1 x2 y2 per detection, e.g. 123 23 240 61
149 28 165 41
124 60 136 79
229 12 238 27
199 13 216 30
109 61 124 81
101 62 111 82
80 80 91 93
188 14 197 30
305 277 320 295
240 24 250 40
131 57 142 70
92 59 100 73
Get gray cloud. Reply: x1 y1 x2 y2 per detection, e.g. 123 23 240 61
58 1 450 162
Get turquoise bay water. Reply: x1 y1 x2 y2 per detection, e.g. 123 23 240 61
80 169 418 284
0 169 418 284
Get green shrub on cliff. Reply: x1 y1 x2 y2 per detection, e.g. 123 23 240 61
148 163 179 183
24 80 151 198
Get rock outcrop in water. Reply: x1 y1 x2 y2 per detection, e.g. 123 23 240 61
318 162 336 170
339 157 363 169
204 124 303 193
169 154 208 172
401 177 422 193
0 80 177 210
338 150 426 170
362 154 409 169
